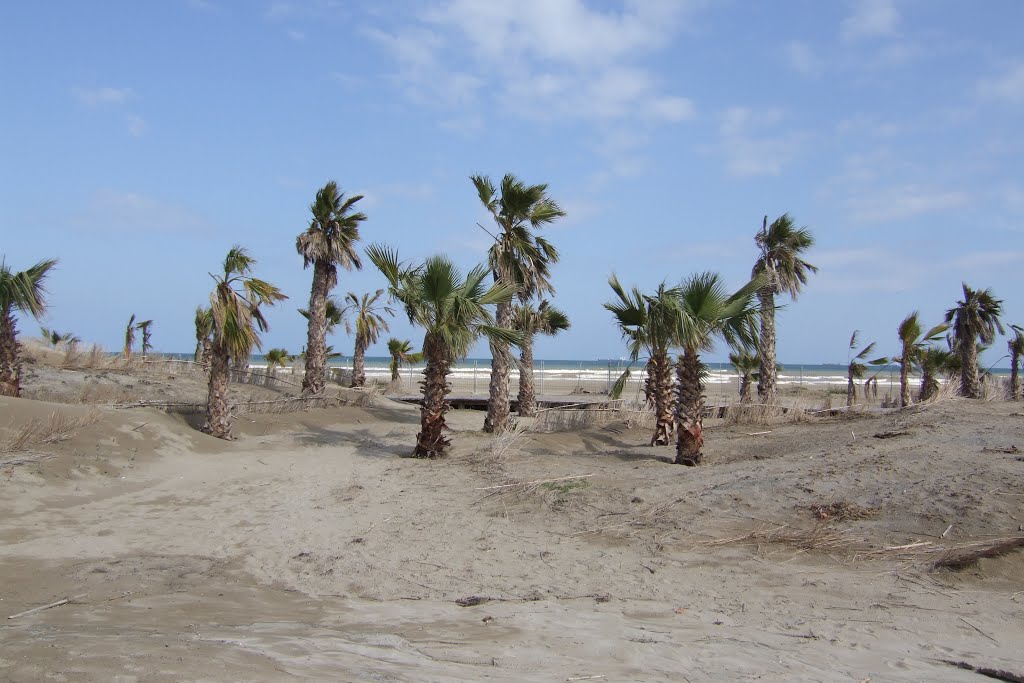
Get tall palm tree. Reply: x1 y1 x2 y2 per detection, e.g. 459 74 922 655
728 349 759 403
512 300 570 417
0 258 57 397
203 246 287 439
194 306 213 366
341 290 393 388
1009 325 1024 401
945 283 1004 399
136 319 154 359
672 273 761 466
895 312 948 408
916 345 957 402
368 245 519 457
386 338 421 382
472 173 565 434
296 181 366 396
605 277 679 445
299 296 344 335
752 214 817 404
264 348 290 376
123 314 136 359
846 331 888 406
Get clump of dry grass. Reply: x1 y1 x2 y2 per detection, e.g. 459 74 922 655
533 403 625 432
721 402 813 426
929 536 1024 570
1 409 101 453
701 523 863 553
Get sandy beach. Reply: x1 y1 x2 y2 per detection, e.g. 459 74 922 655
1 347 1023 681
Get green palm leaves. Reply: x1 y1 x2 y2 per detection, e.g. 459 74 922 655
265 348 291 372
1008 324 1024 401
387 338 421 382
341 289 393 387
896 312 948 407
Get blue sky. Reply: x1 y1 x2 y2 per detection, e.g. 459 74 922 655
2 0 1022 366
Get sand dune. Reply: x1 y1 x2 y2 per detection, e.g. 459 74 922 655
1 368 1023 680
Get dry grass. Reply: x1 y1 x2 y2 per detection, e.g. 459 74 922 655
721 402 814 427
929 536 1024 570
808 500 878 522
1 409 102 454
533 402 626 432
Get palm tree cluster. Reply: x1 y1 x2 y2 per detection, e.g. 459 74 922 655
1 258 56 397
606 272 761 464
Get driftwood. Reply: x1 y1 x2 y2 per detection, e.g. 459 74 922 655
8 594 86 619
940 659 1024 683
930 537 1024 570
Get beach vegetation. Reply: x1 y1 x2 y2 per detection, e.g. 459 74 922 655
202 246 287 439
340 290 393 388
368 244 518 457
1009 324 1023 401
728 349 759 403
895 312 948 407
265 348 290 375
472 173 564 434
386 338 421 382
751 214 817 404
123 314 136 359
0 257 57 397
136 319 153 359
605 278 679 445
846 331 888 406
671 272 761 465
945 283 1004 399
194 307 213 367
512 300 570 417
296 181 366 396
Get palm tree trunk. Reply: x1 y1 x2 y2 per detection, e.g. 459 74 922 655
642 358 655 407
194 341 202 364
352 339 366 388
200 339 212 370
301 261 330 395
739 374 752 403
203 342 232 439
846 374 856 407
675 350 705 466
517 332 537 417
390 357 400 382
960 340 980 398
484 299 512 434
650 349 673 446
0 307 21 397
899 354 911 408
1011 350 1020 400
756 287 777 404
415 334 450 457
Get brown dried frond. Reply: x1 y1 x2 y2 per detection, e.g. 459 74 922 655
808 501 878 522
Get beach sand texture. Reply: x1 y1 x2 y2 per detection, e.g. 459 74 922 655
1 351 1022 681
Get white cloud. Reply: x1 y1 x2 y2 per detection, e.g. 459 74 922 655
836 113 900 137
715 107 806 177
186 0 220 12
846 185 971 222
73 190 207 233
840 0 899 42
126 114 146 137
287 29 305 41
978 63 1024 103
785 41 823 77
71 86 132 106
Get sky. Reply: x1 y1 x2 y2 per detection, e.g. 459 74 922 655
2 0 1022 367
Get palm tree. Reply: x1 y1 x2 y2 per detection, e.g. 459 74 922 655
194 307 213 366
1009 325 1024 401
752 214 817 404
945 283 1004 399
203 246 287 439
672 273 761 465
341 290 393 388
386 338 421 382
728 349 758 403
299 296 344 334
513 300 570 417
136 319 153 359
472 173 565 434
368 244 518 457
296 181 367 396
605 277 679 445
42 329 76 348
846 331 888 406
0 258 57 397
917 345 957 402
895 312 948 407
123 315 136 359
264 348 290 376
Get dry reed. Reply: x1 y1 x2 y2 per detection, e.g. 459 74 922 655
1 409 101 453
